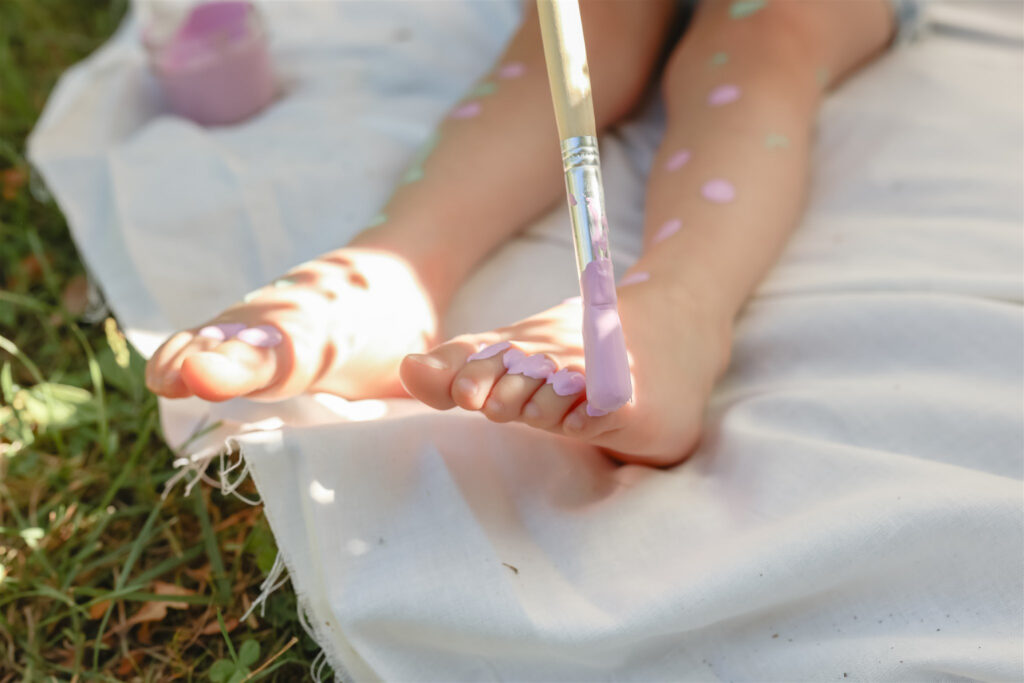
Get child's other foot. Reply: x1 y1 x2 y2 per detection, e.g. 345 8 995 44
400 279 732 466
146 248 438 402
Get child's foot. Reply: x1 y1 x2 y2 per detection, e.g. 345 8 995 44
399 278 732 466
145 248 438 402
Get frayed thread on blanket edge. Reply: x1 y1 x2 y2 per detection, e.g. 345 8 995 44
161 437 342 681
162 436 261 505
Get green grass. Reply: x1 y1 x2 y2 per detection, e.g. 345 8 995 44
0 1 317 679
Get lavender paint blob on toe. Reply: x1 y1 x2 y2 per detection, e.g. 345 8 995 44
504 351 556 380
235 324 284 348
198 322 246 341
546 368 586 396
468 341 511 361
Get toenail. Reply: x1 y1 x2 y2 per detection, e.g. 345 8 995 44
406 353 448 370
198 322 246 341
564 412 585 432
236 324 284 348
522 403 541 420
455 377 478 398
468 341 511 361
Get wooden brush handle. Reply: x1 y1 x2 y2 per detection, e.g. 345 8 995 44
536 0 597 141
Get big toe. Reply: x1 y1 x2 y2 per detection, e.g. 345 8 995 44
179 340 280 402
399 339 481 410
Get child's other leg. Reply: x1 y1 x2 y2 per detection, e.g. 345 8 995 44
402 0 893 466
145 1 677 402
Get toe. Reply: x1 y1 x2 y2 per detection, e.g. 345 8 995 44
179 337 281 402
521 367 586 430
399 338 480 410
483 372 544 423
449 340 516 411
561 399 631 441
146 331 220 398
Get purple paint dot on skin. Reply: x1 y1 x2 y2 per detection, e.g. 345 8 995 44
497 62 526 79
468 340 510 361
702 179 737 204
708 84 741 106
619 271 650 287
450 101 482 119
653 218 682 244
504 351 556 380
235 324 284 348
665 148 692 172
198 322 246 341
586 404 609 417
546 368 586 396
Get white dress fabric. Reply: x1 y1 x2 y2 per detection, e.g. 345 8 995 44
28 1 1023 680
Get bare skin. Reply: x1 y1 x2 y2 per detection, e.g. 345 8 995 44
146 0 894 467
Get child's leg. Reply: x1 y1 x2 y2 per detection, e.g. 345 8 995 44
145 1 677 402
401 0 894 466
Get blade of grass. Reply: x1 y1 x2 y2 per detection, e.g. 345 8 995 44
194 489 231 606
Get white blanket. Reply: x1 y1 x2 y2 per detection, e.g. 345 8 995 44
29 1 1024 680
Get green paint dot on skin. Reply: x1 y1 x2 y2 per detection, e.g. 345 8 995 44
401 167 424 184
272 277 299 288
467 82 497 98
367 213 387 228
729 0 765 19
765 133 790 149
710 52 729 66
243 289 263 303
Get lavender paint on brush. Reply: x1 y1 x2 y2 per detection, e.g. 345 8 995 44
581 258 632 414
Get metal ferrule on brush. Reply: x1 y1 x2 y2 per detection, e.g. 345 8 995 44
561 135 609 276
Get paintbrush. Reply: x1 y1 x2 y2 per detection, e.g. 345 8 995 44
536 0 632 416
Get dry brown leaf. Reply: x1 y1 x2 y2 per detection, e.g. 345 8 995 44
152 580 194 608
7 253 45 289
61 274 89 315
1 167 27 201
200 617 238 635
183 564 211 583
89 599 112 620
125 600 169 628
115 650 145 676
